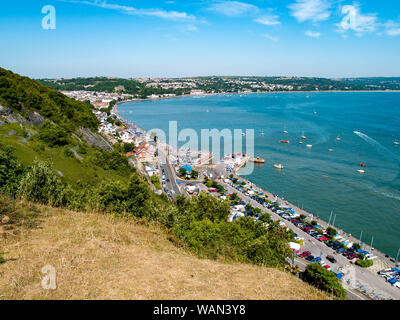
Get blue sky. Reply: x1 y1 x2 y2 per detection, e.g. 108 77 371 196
0 0 400 78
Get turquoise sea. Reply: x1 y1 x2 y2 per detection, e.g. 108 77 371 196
119 92 400 257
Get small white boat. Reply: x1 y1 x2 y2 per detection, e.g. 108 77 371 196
306 144 313 148
328 149 333 152
274 164 284 169
301 131 306 140
283 130 288 134
394 141 400 145
299 141 303 144
336 136 341 141
357 169 365 174
241 132 246 136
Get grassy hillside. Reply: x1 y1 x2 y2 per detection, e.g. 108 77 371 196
0 67 98 131
0 199 328 300
0 68 344 300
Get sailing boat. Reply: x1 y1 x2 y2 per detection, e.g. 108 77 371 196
283 124 288 134
259 129 265 136
336 135 341 141
301 131 307 140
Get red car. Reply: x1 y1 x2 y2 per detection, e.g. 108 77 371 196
299 251 311 258
317 235 329 241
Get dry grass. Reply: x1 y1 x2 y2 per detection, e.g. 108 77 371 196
0 203 328 300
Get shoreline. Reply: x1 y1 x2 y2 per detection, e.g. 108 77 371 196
234 166 397 267
114 93 399 264
115 89 400 105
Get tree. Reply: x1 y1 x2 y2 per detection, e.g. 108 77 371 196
178 167 187 177
191 170 199 179
356 259 373 268
303 263 346 299
326 227 337 237
0 144 24 196
259 213 271 223
352 243 361 250
38 121 69 147
311 220 317 226
123 142 135 153
18 160 66 207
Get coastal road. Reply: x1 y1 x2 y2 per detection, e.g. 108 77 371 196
157 145 181 198
216 179 400 300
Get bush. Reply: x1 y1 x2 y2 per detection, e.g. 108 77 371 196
90 149 132 172
63 148 74 158
303 263 346 299
0 144 24 196
355 259 373 268
326 227 337 237
92 173 152 218
123 142 135 153
174 216 292 267
18 160 66 206
38 121 69 147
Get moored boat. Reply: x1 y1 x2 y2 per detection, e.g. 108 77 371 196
306 144 313 148
273 164 284 169
252 157 265 164
357 169 365 174
280 140 290 144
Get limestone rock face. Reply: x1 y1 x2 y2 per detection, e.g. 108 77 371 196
76 127 114 152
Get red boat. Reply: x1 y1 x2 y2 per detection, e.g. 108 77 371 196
360 163 366 167
280 140 290 144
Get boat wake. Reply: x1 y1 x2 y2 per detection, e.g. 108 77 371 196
353 130 398 162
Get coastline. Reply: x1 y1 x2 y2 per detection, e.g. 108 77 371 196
235 165 397 268
114 89 400 106
114 93 399 265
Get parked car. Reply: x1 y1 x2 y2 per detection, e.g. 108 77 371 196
299 251 311 258
311 257 322 263
306 255 315 262
326 255 337 263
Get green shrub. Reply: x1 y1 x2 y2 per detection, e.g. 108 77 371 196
123 142 135 153
174 215 292 267
38 121 69 147
326 227 337 237
0 144 24 196
303 263 346 299
18 160 66 206
355 259 373 268
63 148 74 158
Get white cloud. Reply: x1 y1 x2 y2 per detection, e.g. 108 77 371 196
263 33 278 41
288 0 331 23
305 30 321 38
208 1 259 17
254 14 281 26
384 20 400 36
336 4 377 34
61 0 196 21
